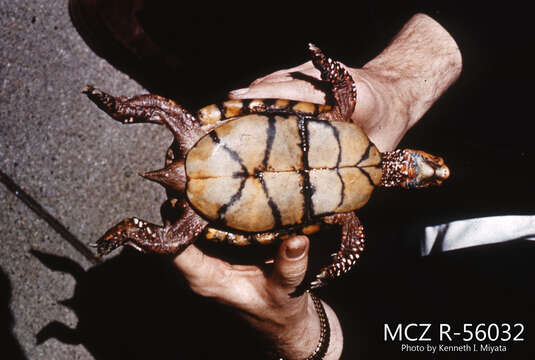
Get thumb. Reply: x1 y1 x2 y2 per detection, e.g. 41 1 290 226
270 235 309 290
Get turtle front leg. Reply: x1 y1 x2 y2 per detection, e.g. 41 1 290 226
82 85 204 154
311 212 365 289
309 44 357 123
94 201 208 257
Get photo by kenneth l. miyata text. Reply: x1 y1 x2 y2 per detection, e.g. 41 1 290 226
401 343 506 354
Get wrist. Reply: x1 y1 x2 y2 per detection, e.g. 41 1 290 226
266 293 343 360
349 67 410 151
273 293 321 359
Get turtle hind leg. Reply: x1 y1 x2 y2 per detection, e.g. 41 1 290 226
93 201 208 257
310 212 365 289
83 85 204 154
308 44 357 123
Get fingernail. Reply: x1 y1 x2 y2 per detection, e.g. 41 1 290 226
285 240 305 259
229 88 248 96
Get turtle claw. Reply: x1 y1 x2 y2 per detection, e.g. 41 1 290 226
123 240 144 252
97 217 171 257
310 274 327 289
93 218 138 256
308 43 319 52
92 203 208 257
309 271 328 289
93 233 125 257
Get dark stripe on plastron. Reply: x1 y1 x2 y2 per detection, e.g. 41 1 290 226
298 116 314 222
256 171 282 228
263 98 276 108
356 141 373 166
336 170 345 208
358 167 376 187
313 103 320 116
309 120 342 167
298 117 310 168
209 131 249 224
261 115 277 170
216 103 226 121
208 131 220 143
241 99 251 114
215 177 247 225
324 121 345 207
209 131 248 176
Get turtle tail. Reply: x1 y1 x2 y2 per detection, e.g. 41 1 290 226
141 160 186 192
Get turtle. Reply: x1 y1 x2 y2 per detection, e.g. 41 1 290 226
83 44 449 288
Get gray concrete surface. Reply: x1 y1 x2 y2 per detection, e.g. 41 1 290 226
1 1 170 358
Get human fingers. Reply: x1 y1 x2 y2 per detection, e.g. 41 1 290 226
229 80 326 104
229 61 320 99
248 61 317 86
172 244 225 294
173 243 266 301
269 235 310 292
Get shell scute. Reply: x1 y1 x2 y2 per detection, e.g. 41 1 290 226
187 177 244 220
263 171 305 227
222 177 275 232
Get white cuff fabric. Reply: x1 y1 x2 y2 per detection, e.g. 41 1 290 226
422 215 535 256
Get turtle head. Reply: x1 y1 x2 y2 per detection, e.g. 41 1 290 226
380 149 450 189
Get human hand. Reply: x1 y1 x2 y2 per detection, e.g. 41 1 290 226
230 62 398 151
174 236 343 359
229 14 462 152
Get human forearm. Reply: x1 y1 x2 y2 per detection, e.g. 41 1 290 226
360 13 462 149
241 292 342 360
276 297 343 360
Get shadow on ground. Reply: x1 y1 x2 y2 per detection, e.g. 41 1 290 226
1 267 27 360
31 249 266 360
